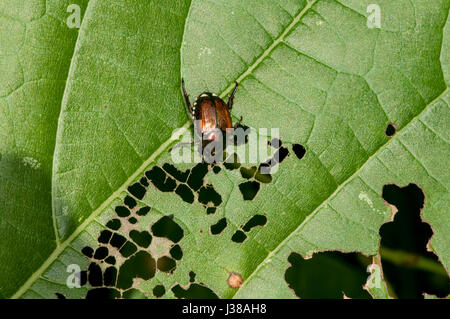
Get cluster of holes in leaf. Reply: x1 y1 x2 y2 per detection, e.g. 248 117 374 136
54 163 223 299
231 214 267 243
141 140 305 240
225 139 305 201
77 210 185 299
55 136 306 298
145 162 222 215
209 214 268 242
284 184 449 299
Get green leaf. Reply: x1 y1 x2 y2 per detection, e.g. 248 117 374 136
2 0 192 298
0 0 88 298
52 0 192 240
4 0 449 299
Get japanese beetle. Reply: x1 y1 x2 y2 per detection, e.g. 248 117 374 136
171 79 241 154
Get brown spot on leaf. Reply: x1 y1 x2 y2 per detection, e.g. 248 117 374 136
227 272 243 289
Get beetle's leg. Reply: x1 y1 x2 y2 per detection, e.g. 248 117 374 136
227 81 238 111
233 116 243 129
181 78 193 118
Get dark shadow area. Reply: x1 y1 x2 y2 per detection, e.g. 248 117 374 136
380 183 449 298
285 251 372 299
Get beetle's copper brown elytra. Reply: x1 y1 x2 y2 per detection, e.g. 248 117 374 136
183 79 239 134
170 79 241 152
193 93 232 134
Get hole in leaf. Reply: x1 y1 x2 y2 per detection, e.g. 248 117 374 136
151 216 184 243
136 206 151 216
128 217 137 224
212 165 221 174
117 251 156 290
93 246 109 260
123 288 146 299
146 166 177 192
198 184 222 207
274 146 289 163
115 206 130 217
127 182 147 200
233 124 250 145
187 163 209 191
103 266 117 287
86 288 120 299
157 256 176 272
385 123 397 137
269 138 282 148
163 163 190 183
292 144 306 159
211 218 227 235
129 230 152 248
170 244 183 260
79 271 87 286
223 153 241 170
106 219 121 231
115 206 130 218
175 184 195 203
240 166 256 179
119 241 138 258
153 285 166 298
380 183 449 298
238 181 260 201
171 283 218 299
206 207 217 215
124 195 137 209
140 177 149 187
98 230 112 244
110 233 127 249
254 169 272 183
82 246 93 258
242 214 267 232
88 262 103 287
231 230 247 243
189 271 196 283
105 256 116 265
285 252 372 299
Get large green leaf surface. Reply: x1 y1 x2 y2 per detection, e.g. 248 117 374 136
1 0 448 298
0 0 88 298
